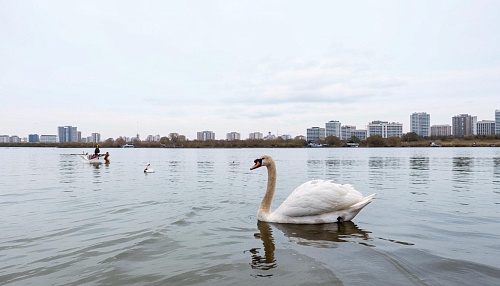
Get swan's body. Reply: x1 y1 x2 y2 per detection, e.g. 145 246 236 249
250 155 376 224
144 163 155 173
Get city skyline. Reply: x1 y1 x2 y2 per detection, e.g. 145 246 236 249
2 1 500 139
2 109 499 142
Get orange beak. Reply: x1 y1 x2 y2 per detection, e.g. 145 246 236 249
250 159 262 170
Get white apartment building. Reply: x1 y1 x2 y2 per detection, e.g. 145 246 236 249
431 125 452 136
226 132 241 141
325 120 341 138
410 112 430 137
340 125 355 140
496 110 500 134
476 120 495 135
367 121 403 138
40 135 58 143
9 136 21 143
90 133 101 143
197 131 215 141
0 135 10 143
58 126 78 143
249 132 263 140
306 127 325 141
351 129 367 140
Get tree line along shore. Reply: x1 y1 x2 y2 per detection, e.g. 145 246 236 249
1 133 499 148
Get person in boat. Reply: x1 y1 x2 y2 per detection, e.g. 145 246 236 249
104 152 110 163
94 145 100 157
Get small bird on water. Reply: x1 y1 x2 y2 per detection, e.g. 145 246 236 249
144 163 155 173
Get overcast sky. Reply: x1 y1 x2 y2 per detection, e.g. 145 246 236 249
1 0 499 140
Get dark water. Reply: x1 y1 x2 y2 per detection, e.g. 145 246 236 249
1 147 499 285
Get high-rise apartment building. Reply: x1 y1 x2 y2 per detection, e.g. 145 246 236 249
367 121 403 138
28 134 40 142
306 127 325 142
325 120 341 138
452 114 477 137
476 120 495 135
197 131 215 141
58 126 78 142
496 110 500 134
249 132 263 140
410 112 430 137
226 132 241 141
90 133 101 143
431 125 452 136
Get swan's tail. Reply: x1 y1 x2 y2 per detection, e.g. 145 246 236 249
352 193 377 209
343 193 377 221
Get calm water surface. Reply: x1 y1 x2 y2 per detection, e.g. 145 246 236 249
1 147 499 285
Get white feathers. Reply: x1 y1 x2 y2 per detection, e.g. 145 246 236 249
144 163 155 173
252 155 376 224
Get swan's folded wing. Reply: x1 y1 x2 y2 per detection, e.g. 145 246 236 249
274 180 364 217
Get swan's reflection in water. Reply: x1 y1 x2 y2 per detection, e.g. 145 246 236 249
245 221 277 277
272 221 374 248
247 221 375 277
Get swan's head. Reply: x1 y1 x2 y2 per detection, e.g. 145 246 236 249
250 155 273 170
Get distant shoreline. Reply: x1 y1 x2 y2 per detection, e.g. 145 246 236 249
0 138 498 149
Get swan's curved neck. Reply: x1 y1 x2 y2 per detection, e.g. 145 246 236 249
259 161 277 219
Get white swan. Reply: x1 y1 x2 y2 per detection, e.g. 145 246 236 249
144 163 155 173
250 155 376 224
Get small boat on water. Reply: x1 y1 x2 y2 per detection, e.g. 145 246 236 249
79 154 103 164
122 144 134 148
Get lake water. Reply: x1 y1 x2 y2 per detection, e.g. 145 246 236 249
1 147 499 285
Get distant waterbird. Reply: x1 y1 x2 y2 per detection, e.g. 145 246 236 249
144 163 155 173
